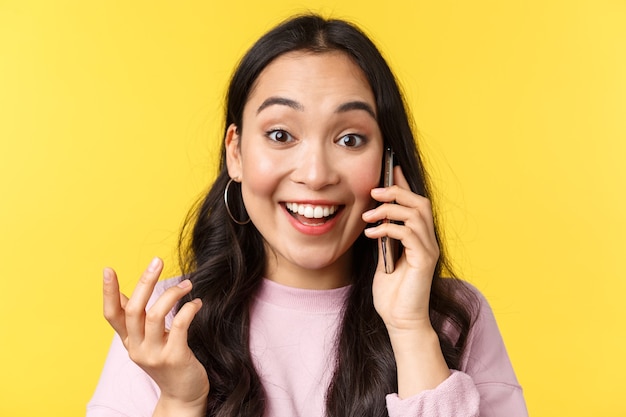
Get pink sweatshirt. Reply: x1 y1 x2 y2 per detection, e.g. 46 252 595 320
87 278 527 417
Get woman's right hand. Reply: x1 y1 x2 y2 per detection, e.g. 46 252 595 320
103 257 209 416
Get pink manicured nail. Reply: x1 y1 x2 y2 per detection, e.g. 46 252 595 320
147 257 160 272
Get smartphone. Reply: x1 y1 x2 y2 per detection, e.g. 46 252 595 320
381 147 395 274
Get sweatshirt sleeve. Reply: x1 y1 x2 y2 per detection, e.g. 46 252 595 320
385 284 528 417
386 371 480 416
86 333 160 417
86 278 181 417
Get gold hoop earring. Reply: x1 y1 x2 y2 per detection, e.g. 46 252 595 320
224 178 250 225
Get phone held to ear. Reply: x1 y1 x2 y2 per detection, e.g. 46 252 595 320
381 147 395 274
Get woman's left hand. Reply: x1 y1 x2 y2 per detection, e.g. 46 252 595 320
362 166 440 336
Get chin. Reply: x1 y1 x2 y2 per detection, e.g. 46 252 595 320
290 250 350 273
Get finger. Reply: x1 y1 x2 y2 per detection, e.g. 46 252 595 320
103 267 128 340
389 165 411 190
125 257 164 346
366 219 435 254
363 202 437 247
167 298 203 352
371 165 428 205
390 167 430 216
120 292 129 310
366 222 439 271
365 221 420 249
371 185 427 210
365 196 439 253
370 165 411 200
375 232 399 274
367 167 437 242
144 279 194 346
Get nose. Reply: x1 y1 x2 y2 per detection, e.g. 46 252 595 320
291 143 340 190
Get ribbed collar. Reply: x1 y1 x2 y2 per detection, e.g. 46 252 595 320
254 278 352 313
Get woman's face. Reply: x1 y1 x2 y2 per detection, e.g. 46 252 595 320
226 51 383 289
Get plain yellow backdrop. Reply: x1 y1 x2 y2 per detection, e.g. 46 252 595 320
1 0 624 415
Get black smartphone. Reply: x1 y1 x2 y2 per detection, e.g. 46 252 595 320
381 146 395 274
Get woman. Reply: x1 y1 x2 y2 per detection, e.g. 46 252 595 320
88 14 527 417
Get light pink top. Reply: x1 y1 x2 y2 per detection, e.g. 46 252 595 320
87 278 528 417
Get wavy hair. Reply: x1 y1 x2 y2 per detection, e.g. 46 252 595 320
178 14 478 417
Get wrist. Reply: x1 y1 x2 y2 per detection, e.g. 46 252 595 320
386 317 435 343
153 394 207 417
388 325 450 399
388 324 439 359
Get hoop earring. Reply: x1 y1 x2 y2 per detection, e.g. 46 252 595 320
224 178 250 225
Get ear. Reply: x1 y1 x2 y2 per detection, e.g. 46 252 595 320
225 123 243 180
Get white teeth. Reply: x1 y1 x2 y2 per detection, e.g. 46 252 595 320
286 203 338 219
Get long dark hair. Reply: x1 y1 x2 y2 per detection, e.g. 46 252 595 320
178 14 478 417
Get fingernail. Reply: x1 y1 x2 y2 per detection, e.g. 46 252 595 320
103 268 112 283
371 188 385 195
177 279 191 289
147 257 160 272
362 209 375 218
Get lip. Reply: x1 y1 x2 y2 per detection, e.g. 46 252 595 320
280 201 344 236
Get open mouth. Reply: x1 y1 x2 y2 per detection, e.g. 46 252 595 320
285 202 342 225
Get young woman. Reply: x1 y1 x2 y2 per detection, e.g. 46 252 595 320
88 14 528 417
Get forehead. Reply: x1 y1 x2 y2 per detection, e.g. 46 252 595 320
245 50 375 108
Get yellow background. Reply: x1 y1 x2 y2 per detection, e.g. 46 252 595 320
1 1 624 415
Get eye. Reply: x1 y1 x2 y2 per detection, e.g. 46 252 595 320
337 134 366 148
266 129 294 143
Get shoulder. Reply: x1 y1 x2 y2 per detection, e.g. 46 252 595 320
439 278 502 347
451 280 504 346
450 280 523 386
436 277 485 321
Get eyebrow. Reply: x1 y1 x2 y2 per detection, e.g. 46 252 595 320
336 101 377 120
257 97 303 114
256 96 377 120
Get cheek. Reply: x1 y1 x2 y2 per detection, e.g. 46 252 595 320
348 157 382 205
241 152 283 199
